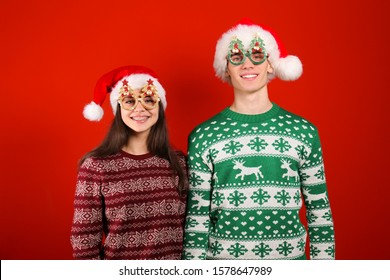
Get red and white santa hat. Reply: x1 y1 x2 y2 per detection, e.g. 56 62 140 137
83 65 167 121
213 18 303 82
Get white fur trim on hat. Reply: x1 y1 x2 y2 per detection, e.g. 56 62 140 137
274 55 303 81
83 66 167 122
109 74 167 115
213 23 302 82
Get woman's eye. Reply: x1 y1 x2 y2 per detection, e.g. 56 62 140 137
144 97 154 104
124 98 135 104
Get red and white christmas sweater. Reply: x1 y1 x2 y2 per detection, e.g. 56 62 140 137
70 150 187 259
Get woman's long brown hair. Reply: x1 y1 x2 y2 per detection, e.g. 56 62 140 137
79 104 187 196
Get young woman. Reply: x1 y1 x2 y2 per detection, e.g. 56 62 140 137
71 65 188 260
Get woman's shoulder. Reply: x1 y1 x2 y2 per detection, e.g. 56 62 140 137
80 153 122 171
172 149 187 161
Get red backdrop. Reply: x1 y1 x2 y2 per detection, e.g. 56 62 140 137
1 0 389 260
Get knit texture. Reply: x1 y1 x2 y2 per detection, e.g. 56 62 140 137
71 151 187 260
182 103 335 260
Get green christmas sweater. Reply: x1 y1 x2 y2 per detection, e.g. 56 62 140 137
182 103 335 260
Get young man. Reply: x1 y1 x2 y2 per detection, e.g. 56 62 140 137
182 19 335 260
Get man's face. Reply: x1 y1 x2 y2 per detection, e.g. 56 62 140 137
226 56 273 94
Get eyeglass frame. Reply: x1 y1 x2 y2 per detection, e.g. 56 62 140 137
118 92 160 111
227 36 268 66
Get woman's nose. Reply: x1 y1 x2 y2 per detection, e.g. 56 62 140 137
133 100 146 112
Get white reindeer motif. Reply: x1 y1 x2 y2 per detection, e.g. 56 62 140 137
191 192 205 210
233 159 264 180
305 192 329 205
280 159 299 182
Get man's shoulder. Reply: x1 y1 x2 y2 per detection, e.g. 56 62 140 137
278 106 318 130
189 110 226 137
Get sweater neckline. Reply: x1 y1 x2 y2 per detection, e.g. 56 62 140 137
221 102 280 123
120 150 154 160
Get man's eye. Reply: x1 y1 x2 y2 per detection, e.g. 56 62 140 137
231 54 243 62
252 52 265 60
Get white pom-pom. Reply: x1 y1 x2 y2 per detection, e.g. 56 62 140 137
275 55 303 81
83 101 104 121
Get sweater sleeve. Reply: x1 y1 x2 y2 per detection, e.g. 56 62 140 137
299 130 335 259
176 150 190 225
70 158 104 259
182 130 213 260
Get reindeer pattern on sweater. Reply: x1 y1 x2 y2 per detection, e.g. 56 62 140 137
182 103 335 260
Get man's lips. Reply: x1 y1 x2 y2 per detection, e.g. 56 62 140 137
241 74 258 79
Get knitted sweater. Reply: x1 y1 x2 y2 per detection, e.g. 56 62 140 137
182 103 335 260
71 151 187 260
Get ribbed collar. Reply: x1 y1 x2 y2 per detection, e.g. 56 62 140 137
221 102 280 123
120 150 154 160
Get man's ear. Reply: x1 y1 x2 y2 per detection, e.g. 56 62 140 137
225 68 230 77
267 61 274 74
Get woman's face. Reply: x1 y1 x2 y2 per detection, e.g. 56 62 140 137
120 89 159 136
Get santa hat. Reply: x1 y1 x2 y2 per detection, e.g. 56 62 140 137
83 65 167 121
213 18 303 82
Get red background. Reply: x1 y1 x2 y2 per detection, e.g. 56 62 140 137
1 0 389 260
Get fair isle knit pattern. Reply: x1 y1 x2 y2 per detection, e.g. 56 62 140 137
182 103 335 260
71 151 187 260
